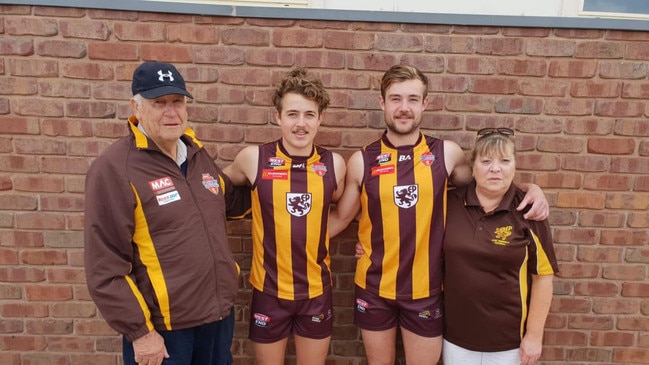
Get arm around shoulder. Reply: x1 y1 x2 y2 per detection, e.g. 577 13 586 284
444 140 472 187
223 145 258 186
515 182 549 221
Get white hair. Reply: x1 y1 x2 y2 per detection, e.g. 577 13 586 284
132 93 187 107
132 93 143 107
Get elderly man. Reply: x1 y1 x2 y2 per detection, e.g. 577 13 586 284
84 61 248 365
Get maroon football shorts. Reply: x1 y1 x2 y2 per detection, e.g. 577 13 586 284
353 285 443 337
248 288 333 343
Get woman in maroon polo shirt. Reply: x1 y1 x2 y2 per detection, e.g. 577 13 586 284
442 128 558 365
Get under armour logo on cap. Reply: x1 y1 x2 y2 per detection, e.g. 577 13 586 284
131 61 193 99
158 70 174 82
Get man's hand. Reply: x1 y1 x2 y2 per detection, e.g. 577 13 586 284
355 242 364 259
133 329 169 365
517 183 549 221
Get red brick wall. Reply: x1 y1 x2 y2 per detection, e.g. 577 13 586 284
1 4 648 365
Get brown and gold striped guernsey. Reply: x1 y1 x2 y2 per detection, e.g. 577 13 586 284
249 140 337 301
356 132 448 300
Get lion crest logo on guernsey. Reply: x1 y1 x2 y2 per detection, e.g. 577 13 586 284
393 184 419 208
286 193 312 217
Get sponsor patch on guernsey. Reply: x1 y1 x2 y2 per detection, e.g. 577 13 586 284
420 151 436 166
268 157 285 167
311 162 327 177
376 153 391 164
262 169 288 180
371 164 395 176
156 190 181 206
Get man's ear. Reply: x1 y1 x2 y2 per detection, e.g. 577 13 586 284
130 98 139 116
273 108 281 125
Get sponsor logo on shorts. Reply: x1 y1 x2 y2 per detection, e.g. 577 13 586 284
355 298 368 313
419 307 443 320
311 313 325 323
433 307 443 319
253 313 270 327
311 309 333 323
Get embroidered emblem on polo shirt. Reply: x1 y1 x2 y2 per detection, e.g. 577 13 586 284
492 225 513 246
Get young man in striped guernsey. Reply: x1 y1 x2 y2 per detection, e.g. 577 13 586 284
329 65 549 365
224 68 346 365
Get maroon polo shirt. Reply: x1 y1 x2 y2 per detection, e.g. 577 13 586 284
443 181 558 352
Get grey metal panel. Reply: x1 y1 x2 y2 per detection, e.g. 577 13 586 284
2 0 649 31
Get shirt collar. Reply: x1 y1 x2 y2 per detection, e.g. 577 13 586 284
136 123 187 167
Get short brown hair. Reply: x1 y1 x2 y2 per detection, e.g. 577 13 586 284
272 68 330 113
470 134 516 166
380 65 428 100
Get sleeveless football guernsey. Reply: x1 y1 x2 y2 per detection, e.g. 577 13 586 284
249 140 337 300
356 132 448 300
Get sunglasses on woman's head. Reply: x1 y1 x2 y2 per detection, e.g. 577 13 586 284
477 128 515 138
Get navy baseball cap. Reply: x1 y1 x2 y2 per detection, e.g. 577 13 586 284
131 61 193 99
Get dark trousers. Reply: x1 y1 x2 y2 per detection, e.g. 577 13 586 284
123 308 234 365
